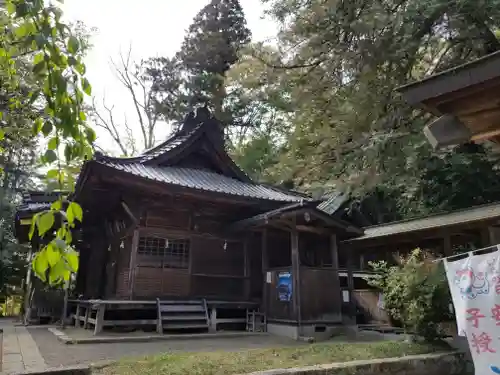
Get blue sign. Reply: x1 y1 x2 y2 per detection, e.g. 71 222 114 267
277 272 292 302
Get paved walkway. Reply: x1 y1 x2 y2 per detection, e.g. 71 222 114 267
29 327 301 368
2 324 47 374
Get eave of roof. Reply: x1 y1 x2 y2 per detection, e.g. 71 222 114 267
345 201 500 242
93 160 308 203
397 51 500 107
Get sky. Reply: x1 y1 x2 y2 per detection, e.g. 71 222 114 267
61 0 278 154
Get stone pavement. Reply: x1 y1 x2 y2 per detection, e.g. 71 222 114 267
2 324 47 374
29 327 301 368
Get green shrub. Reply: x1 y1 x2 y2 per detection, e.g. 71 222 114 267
367 248 452 341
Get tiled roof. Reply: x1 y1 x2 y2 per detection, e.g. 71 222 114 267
17 202 50 214
317 192 348 215
98 161 307 202
95 125 202 165
347 202 500 242
139 125 201 161
230 201 363 234
16 191 66 219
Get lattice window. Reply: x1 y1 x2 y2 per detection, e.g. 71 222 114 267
137 236 190 269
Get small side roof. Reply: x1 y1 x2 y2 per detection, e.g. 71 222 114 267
230 201 363 235
345 201 500 243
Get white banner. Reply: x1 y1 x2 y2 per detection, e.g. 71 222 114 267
444 249 500 375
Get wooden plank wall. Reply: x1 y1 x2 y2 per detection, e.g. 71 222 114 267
265 268 296 320
300 267 341 320
110 199 254 300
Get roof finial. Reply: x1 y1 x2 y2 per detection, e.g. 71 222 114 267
180 110 197 134
195 105 212 123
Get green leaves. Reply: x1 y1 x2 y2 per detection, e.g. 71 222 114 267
81 77 92 95
48 137 59 150
43 149 57 163
46 243 61 266
0 0 93 288
33 241 78 286
367 249 452 341
68 36 80 54
41 121 53 136
66 202 83 223
37 211 55 237
32 252 49 282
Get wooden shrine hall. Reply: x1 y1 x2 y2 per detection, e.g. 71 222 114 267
15 108 362 339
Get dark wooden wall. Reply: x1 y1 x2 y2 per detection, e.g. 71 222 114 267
300 267 341 321
264 268 297 321
88 196 262 301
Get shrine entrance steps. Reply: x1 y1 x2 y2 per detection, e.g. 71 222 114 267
156 299 209 333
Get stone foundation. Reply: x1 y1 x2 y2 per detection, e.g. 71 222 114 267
267 323 349 341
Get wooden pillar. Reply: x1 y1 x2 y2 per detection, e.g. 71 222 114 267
481 227 491 248
83 306 90 329
443 232 452 256
290 229 301 322
209 306 217 332
128 229 140 299
243 237 251 299
330 234 342 313
346 252 356 320
74 304 81 328
93 304 106 335
488 225 500 246
261 229 268 313
330 234 339 270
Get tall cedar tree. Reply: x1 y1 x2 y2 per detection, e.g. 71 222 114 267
178 0 251 123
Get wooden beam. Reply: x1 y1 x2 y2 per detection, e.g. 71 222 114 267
122 200 140 221
290 228 301 322
128 229 140 299
296 225 331 235
443 232 452 256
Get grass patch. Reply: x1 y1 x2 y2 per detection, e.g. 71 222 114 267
99 340 449 375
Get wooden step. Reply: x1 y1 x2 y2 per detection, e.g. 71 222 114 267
158 300 203 305
159 304 205 313
161 314 207 321
162 323 209 330
156 298 210 334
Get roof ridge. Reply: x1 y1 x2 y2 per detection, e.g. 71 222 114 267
93 124 203 164
141 123 202 157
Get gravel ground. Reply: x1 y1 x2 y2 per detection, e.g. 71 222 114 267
28 327 301 368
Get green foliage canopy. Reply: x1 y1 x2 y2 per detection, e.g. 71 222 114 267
0 0 94 286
